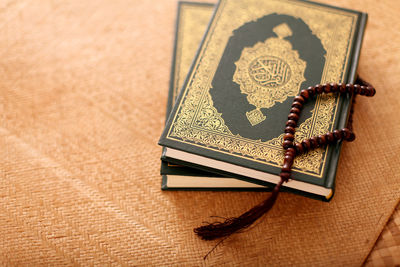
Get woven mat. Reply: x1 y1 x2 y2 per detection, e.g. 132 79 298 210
0 0 399 265
365 203 400 266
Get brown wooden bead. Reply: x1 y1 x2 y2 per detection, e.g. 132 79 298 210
281 166 291 173
341 128 355 141
360 86 367 96
285 154 295 161
302 139 311 151
354 84 361 94
294 95 305 104
309 136 318 148
347 132 356 141
307 138 315 149
317 135 326 146
283 140 293 149
284 154 293 161
326 132 335 143
307 86 316 97
316 84 323 94
341 128 351 139
339 83 347 93
323 83 331 93
333 129 342 139
371 87 376 96
367 86 376 96
283 133 294 141
281 162 292 172
292 101 303 109
286 147 296 157
290 107 300 114
300 143 307 152
330 83 338 92
288 113 299 122
300 89 309 99
280 171 291 182
286 120 297 127
346 83 354 93
284 126 295 134
284 155 294 167
294 143 303 154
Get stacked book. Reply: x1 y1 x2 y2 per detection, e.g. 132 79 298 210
159 0 367 201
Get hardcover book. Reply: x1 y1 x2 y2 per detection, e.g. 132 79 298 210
161 1 268 190
159 0 367 200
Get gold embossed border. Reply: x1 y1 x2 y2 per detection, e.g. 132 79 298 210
172 4 214 104
167 0 358 178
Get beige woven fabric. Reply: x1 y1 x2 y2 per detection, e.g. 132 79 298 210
0 0 399 265
365 203 400 266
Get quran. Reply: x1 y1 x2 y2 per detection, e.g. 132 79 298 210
161 2 269 190
159 0 367 200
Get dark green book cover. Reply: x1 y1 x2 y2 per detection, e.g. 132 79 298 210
161 1 270 191
159 0 367 200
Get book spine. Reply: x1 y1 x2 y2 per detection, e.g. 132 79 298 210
324 12 367 189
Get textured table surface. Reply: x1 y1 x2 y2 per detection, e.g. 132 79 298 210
0 0 399 265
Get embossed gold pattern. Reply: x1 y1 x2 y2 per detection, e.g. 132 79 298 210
246 109 266 126
248 56 291 88
167 0 358 177
233 23 306 125
173 4 214 103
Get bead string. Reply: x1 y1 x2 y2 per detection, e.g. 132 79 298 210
280 80 375 184
194 78 376 241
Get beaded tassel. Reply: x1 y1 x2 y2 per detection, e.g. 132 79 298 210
194 79 376 241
